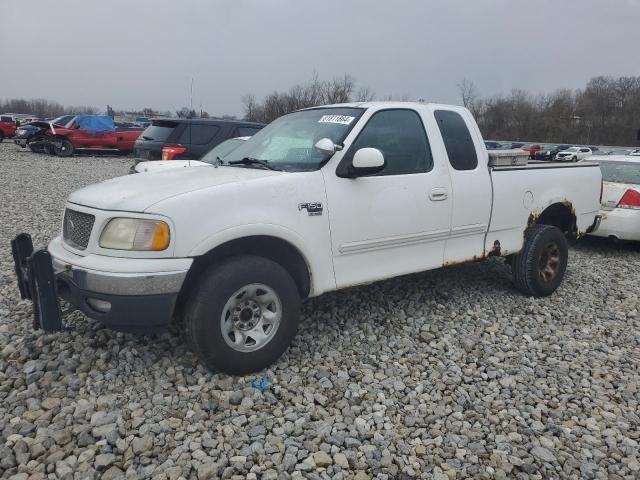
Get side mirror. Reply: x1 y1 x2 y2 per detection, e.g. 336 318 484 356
314 138 338 156
351 148 385 174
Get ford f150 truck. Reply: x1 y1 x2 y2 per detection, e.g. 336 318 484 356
11 102 602 374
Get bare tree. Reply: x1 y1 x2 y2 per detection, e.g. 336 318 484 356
457 79 478 109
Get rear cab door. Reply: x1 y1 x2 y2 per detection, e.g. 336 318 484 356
433 108 492 262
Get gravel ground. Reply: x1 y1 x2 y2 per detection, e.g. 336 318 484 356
0 141 639 480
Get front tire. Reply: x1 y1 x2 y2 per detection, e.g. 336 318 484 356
511 224 568 297
183 255 301 374
55 139 74 157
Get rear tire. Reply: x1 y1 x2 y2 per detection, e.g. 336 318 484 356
55 139 74 157
183 255 301 374
511 224 568 297
0 133 4 143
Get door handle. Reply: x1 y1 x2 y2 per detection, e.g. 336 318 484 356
429 188 448 201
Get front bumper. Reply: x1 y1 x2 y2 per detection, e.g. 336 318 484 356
12 235 193 334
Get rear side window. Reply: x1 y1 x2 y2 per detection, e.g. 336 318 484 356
178 124 220 145
344 109 433 175
141 123 176 142
234 126 262 137
434 110 478 170
1 116 13 122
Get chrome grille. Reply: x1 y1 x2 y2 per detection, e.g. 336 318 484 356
62 209 95 250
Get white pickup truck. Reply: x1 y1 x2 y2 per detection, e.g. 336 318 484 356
12 102 602 374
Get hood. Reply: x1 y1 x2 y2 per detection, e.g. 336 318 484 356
68 166 281 212
134 160 210 173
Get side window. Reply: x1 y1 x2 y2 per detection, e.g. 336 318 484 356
434 110 478 170
178 124 220 145
345 109 433 175
580 148 590 153
234 126 262 137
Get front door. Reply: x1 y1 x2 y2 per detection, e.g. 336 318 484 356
323 108 452 288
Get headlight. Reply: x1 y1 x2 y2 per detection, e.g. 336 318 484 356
99 218 170 251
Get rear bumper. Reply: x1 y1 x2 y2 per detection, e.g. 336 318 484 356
589 209 640 241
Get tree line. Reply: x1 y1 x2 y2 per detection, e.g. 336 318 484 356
4 74 639 146
0 98 99 118
460 76 640 146
243 74 640 146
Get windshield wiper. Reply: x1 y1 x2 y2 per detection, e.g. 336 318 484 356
228 157 282 171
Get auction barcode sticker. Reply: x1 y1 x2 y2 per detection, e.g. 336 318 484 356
318 115 355 125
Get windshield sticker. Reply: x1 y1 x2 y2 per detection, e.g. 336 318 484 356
318 115 355 125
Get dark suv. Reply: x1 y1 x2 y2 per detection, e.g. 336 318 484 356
133 118 265 163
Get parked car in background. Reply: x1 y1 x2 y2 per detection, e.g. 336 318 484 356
556 146 592 162
31 115 143 156
484 141 502 150
132 137 249 173
0 115 17 142
133 118 265 164
533 144 572 161
589 157 640 242
607 148 634 156
13 115 75 152
630 149 640 156
521 144 542 159
135 117 151 127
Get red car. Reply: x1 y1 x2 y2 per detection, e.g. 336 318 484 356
0 115 17 142
521 144 542 159
35 115 143 157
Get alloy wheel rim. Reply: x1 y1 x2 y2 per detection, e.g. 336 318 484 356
538 242 560 282
221 283 282 352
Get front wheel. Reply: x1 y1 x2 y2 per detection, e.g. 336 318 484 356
511 224 568 297
183 255 301 374
55 139 74 157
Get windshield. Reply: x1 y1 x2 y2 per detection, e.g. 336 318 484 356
51 115 72 126
201 138 246 164
224 107 365 171
564 147 580 152
599 161 640 184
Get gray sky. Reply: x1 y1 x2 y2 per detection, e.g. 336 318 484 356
2 0 639 117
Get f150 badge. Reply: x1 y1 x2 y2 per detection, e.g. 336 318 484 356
298 202 323 216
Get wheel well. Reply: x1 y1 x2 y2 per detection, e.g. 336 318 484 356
533 202 576 236
180 236 311 302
